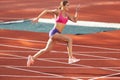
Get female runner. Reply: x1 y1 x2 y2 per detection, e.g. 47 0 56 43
27 0 80 67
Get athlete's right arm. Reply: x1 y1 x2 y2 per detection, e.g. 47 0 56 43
32 9 58 23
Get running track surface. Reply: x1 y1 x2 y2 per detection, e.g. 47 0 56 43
0 29 120 80
0 0 120 23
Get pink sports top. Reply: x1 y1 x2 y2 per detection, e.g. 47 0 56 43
56 12 68 24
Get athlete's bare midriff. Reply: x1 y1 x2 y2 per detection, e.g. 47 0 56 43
54 22 66 32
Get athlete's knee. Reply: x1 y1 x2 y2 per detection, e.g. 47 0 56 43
43 47 51 52
67 37 72 43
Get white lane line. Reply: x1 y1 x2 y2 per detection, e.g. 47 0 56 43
0 53 120 75
0 36 120 51
0 53 84 67
0 52 119 69
52 51 118 60
40 59 120 80
0 50 120 53
0 65 120 69
0 75 65 78
0 53 27 58
0 75 81 79
0 43 119 73
89 72 120 80
0 74 120 79
0 57 120 60
0 44 119 60
74 51 120 53
0 44 39 50
0 36 46 43
0 50 37 52
4 66 67 78
76 44 120 51
40 58 120 72
75 53 118 60
3 66 84 80
0 49 119 73
0 47 119 72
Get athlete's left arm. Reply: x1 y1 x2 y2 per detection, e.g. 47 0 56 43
68 5 80 23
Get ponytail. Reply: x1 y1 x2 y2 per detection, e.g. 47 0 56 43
58 0 68 10
58 5 62 9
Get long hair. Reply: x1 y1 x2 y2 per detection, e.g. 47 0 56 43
58 0 69 9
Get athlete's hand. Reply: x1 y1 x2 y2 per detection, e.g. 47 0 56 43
32 18 39 23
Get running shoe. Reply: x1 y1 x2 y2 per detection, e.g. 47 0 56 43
27 55 34 67
68 58 80 64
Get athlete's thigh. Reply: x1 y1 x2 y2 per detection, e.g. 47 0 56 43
45 38 56 50
52 33 70 43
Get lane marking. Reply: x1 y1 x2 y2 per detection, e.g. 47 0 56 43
89 72 120 80
0 65 120 69
0 57 120 60
0 44 119 60
0 36 120 51
0 53 120 80
0 74 120 79
2 66 83 80
0 50 119 53
0 53 120 73
4 66 69 79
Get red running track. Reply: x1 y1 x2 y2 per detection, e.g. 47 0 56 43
0 29 120 80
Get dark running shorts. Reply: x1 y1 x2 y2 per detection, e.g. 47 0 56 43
49 28 61 37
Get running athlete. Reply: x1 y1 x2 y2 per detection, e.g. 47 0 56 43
27 0 80 67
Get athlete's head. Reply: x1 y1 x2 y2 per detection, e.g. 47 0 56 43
59 0 69 11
